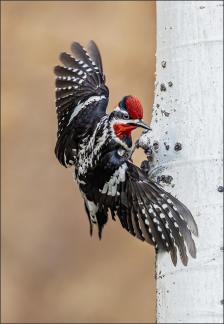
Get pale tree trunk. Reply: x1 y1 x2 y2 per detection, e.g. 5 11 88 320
143 1 223 323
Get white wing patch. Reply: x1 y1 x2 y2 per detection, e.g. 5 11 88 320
67 95 106 126
100 163 127 196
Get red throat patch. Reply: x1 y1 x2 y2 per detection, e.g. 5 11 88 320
113 123 136 138
125 96 143 119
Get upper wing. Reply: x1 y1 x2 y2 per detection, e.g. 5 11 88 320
90 160 198 266
54 41 109 167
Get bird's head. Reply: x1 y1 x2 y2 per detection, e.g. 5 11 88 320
110 95 151 147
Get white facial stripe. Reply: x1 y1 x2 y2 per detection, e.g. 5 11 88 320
67 95 106 126
111 119 140 126
114 106 122 112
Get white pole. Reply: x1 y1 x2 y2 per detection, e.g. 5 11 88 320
141 1 223 323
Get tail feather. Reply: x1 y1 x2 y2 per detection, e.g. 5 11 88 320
96 208 108 239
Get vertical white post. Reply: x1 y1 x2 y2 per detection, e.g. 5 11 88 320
148 1 223 323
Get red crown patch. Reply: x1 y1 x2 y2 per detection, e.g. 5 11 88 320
125 96 143 119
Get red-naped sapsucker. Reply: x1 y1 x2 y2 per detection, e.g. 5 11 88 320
54 41 198 266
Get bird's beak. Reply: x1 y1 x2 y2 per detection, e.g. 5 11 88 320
128 119 151 130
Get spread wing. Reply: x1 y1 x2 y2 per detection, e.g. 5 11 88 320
87 161 198 266
54 41 109 167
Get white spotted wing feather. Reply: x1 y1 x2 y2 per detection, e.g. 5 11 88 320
97 161 198 266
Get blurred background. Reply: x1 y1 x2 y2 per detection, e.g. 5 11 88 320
1 1 156 323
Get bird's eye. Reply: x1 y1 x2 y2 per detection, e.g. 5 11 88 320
123 112 129 119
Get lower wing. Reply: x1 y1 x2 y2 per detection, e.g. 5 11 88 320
84 160 198 266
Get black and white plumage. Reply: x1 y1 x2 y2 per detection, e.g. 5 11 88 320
54 40 198 266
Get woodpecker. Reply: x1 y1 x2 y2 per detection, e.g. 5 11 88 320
54 41 198 266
